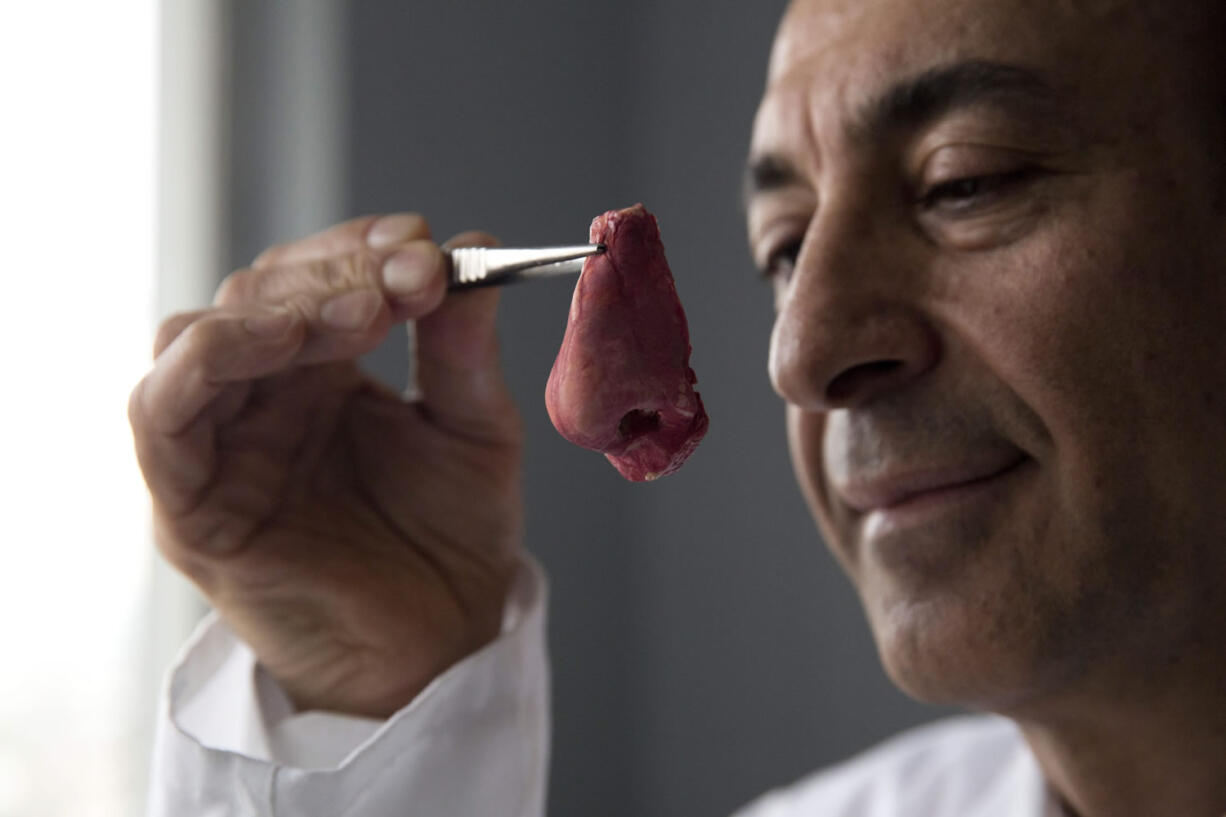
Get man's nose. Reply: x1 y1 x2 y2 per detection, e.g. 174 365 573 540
768 213 941 412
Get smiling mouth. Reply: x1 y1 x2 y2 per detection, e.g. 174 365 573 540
833 453 1034 580
844 456 1030 559
838 454 1030 517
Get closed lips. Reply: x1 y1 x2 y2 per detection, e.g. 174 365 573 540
835 453 1028 513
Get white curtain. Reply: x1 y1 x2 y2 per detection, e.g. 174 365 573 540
0 3 160 816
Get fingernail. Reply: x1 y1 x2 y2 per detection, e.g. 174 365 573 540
244 310 295 338
367 213 425 249
320 290 382 331
382 243 437 297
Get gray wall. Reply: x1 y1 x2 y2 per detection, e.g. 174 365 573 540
224 2 947 815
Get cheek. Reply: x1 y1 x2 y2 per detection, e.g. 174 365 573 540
961 231 1147 515
785 407 823 512
945 180 1226 573
787 407 860 573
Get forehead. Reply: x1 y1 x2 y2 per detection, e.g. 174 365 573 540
753 0 1142 159
771 0 1132 78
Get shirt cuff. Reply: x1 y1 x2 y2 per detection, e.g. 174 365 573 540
147 558 550 817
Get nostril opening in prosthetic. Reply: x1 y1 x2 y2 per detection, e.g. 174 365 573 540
618 409 661 440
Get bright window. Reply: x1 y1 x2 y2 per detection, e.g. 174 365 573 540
0 3 159 814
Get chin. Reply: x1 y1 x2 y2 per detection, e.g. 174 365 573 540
861 571 1079 713
871 602 1017 708
818 464 1077 710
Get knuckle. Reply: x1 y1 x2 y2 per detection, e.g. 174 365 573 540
154 309 205 357
280 292 320 323
216 253 381 309
178 312 219 347
251 241 287 269
172 313 236 378
314 255 351 292
323 250 380 291
214 268 253 306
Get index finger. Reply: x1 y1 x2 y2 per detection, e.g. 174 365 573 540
251 212 432 270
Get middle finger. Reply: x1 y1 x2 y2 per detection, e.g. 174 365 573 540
215 240 446 315
250 212 430 270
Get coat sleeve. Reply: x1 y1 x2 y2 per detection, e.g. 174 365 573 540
146 559 550 817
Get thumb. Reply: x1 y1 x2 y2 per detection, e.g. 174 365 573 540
414 231 520 442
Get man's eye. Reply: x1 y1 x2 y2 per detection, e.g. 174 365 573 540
919 168 1032 213
762 239 802 281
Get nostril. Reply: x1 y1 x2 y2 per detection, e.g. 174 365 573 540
826 360 905 403
618 409 661 440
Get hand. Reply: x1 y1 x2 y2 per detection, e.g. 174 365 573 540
129 214 524 718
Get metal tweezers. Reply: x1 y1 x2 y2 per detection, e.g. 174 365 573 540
447 244 605 290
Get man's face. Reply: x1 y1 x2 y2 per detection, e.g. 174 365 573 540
747 0 1226 710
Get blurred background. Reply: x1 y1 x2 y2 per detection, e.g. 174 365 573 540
1 2 944 815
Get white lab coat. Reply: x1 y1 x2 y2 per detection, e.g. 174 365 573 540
146 560 1061 816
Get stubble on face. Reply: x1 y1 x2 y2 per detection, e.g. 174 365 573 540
756 0 1226 711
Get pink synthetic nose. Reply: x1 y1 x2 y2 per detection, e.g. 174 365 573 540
545 204 708 481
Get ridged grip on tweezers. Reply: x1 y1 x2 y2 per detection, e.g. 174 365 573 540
448 245 604 290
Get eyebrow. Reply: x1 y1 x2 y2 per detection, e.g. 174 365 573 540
743 60 1059 206
742 154 803 208
853 59 1057 139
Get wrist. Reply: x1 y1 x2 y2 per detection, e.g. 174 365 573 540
277 562 518 719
